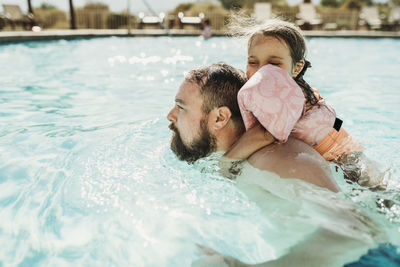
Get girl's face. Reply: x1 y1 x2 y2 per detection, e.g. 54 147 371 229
246 35 299 79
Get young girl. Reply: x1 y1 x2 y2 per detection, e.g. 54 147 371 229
225 18 384 187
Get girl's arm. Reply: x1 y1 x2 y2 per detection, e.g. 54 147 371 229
219 124 274 179
224 123 275 160
238 65 305 145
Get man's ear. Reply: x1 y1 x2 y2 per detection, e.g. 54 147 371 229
210 106 231 131
293 59 305 78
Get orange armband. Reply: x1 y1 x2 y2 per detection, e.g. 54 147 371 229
313 127 364 161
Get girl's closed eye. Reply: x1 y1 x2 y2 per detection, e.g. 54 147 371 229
269 62 281 66
248 60 259 66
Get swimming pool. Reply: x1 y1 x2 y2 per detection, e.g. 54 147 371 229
0 36 399 266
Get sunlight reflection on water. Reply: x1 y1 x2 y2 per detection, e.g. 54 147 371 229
0 36 399 266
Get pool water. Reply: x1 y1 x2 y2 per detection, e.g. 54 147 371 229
0 36 399 266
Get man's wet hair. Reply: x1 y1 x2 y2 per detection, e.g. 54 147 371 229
185 62 247 133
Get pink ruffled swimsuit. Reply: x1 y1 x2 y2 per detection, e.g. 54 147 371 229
238 65 363 161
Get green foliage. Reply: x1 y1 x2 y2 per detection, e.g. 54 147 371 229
170 3 195 15
107 13 128 29
169 2 227 16
244 0 289 9
34 6 68 28
321 0 341 7
390 0 400 5
218 0 246 9
39 3 56 9
320 0 374 9
187 2 228 16
83 2 109 11
340 0 372 9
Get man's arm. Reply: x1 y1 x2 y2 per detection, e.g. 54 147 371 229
193 228 370 267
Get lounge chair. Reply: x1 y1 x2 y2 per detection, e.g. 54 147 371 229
138 12 165 29
296 3 323 30
2 4 35 30
388 6 400 30
177 12 204 29
254 3 272 23
359 6 381 30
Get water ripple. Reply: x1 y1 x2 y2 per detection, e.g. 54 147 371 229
0 37 399 266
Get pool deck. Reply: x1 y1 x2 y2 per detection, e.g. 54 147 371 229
1 29 400 43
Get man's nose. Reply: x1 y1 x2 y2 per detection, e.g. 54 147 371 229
167 106 177 122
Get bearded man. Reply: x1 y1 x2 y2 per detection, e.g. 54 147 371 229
167 62 338 192
166 63 387 267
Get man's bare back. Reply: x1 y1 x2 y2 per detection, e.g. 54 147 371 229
248 137 339 192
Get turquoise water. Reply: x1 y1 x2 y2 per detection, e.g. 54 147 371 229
0 37 399 266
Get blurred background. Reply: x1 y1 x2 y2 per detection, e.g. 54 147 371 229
0 0 399 32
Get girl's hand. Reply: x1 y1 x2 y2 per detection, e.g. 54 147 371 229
224 123 276 160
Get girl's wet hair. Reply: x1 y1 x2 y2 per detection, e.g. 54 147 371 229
229 16 318 106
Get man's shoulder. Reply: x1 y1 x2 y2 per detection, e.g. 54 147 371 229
247 138 339 192
248 138 319 169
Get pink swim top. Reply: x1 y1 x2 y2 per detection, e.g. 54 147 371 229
238 65 336 146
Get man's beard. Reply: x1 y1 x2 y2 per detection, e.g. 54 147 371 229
169 119 217 163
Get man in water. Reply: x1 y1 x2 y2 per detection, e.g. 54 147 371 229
167 63 385 266
167 62 338 192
